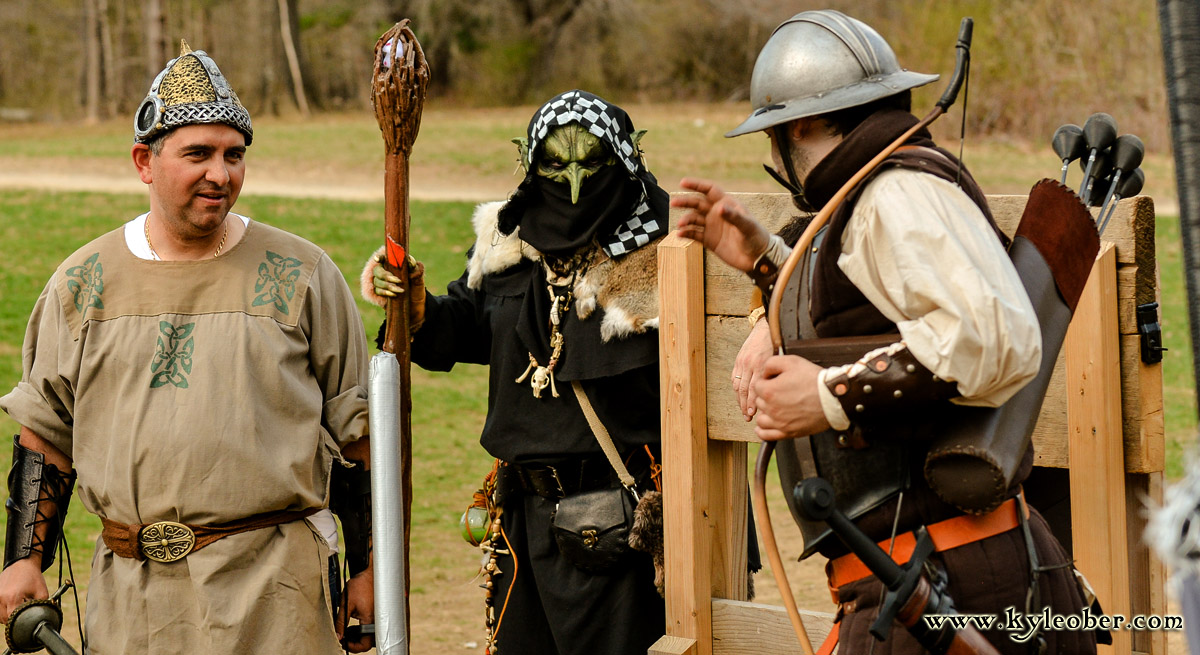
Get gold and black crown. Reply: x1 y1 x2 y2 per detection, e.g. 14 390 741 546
134 40 253 145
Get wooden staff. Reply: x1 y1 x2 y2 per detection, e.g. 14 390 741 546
371 19 429 644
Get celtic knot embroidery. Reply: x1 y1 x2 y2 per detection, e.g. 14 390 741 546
65 252 105 316
253 251 302 313
150 321 195 389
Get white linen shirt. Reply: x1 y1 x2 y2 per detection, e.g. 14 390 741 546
810 168 1041 430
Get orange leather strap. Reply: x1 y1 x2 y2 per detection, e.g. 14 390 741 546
827 495 1027 602
816 621 839 655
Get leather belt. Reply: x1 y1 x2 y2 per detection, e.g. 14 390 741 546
502 457 628 500
827 495 1027 603
100 508 320 563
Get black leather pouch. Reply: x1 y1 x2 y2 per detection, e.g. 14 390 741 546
550 486 636 574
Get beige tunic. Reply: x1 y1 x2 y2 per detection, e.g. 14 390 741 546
1 220 370 654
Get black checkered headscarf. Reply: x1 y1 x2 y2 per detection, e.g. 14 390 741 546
500 90 669 257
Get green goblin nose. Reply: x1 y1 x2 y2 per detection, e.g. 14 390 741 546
565 162 590 204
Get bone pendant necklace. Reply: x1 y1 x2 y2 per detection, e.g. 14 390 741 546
515 255 583 399
515 285 569 398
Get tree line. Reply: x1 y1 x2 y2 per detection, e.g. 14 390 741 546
0 0 1168 149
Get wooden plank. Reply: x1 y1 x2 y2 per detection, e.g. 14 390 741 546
703 315 1164 473
658 235 714 654
1026 332 1163 473
696 194 1155 318
684 193 798 318
695 194 1164 474
649 635 698 655
705 316 757 442
709 441 750 601
707 260 1138 336
1128 352 1165 473
1126 471 1168 655
988 195 1155 270
1147 471 1168 655
1066 242 1131 655
711 599 835 655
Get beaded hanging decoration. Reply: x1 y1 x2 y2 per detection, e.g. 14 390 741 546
514 251 592 398
470 461 510 654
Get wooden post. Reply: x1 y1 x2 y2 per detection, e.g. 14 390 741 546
1126 471 1167 655
708 440 749 601
1066 242 1131 655
658 236 713 654
648 636 698 655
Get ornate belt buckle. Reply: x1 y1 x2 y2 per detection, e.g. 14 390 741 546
138 521 195 563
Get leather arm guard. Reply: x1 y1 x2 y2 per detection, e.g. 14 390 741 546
747 234 791 302
330 461 371 576
5 436 76 571
825 344 959 426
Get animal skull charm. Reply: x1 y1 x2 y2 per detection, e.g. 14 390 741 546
531 366 551 397
530 365 559 398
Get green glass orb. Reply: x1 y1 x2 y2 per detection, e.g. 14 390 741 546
460 506 491 545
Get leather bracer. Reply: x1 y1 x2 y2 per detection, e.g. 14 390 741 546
330 461 371 576
5 435 76 571
747 234 790 302
825 344 960 425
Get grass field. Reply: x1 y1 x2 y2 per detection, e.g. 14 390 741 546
0 107 1194 652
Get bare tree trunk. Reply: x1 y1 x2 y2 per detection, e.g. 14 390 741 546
98 0 117 116
84 0 102 123
277 0 310 115
112 0 129 108
252 0 281 115
144 0 166 79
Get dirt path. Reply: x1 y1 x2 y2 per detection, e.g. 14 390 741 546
0 164 1179 215
0 168 511 203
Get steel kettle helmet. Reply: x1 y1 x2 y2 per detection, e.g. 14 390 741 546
727 10 938 137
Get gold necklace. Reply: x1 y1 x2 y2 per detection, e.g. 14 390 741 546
145 216 229 260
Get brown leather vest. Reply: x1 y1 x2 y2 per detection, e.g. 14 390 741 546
809 146 1008 338
778 148 1022 560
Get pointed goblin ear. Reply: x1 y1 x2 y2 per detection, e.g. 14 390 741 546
512 137 530 173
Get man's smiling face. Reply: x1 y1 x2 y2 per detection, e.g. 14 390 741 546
137 123 247 239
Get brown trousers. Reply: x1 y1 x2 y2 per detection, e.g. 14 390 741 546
831 507 1097 655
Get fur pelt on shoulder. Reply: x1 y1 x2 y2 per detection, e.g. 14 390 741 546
466 201 660 342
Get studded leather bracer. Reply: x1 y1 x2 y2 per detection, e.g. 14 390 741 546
330 461 371 576
825 344 960 426
4 436 76 571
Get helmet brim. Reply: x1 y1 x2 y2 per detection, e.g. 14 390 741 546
726 70 939 138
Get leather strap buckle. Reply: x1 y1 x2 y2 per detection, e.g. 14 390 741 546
528 465 566 499
138 521 196 563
